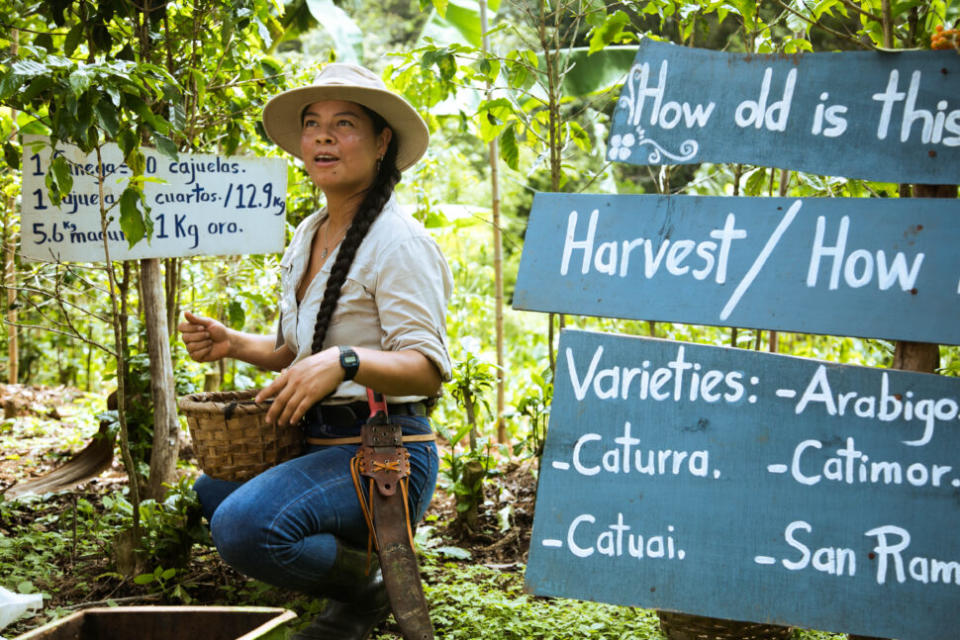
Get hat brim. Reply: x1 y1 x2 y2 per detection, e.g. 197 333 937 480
262 85 429 172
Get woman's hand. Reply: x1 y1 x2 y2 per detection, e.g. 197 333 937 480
256 348 344 426
178 311 232 363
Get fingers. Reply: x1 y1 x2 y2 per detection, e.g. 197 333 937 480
178 322 212 361
259 375 292 425
261 368 335 427
183 310 210 326
179 311 228 362
260 351 344 426
179 311 215 335
256 375 284 405
277 392 314 428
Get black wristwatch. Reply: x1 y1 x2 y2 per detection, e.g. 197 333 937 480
338 345 360 381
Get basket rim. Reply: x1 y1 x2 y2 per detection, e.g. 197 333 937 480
178 389 269 415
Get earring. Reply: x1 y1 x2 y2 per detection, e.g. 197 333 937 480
376 156 382 174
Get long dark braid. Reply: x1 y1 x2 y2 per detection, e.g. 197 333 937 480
310 109 402 354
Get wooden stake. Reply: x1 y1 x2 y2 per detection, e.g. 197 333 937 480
142 258 180 499
480 0 506 445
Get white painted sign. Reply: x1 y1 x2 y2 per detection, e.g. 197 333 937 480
20 136 287 262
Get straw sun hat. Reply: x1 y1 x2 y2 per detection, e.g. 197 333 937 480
262 63 429 172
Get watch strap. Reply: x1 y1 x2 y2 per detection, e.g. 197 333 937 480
339 345 360 381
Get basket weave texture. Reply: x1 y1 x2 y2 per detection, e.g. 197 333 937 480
658 611 792 640
178 390 303 482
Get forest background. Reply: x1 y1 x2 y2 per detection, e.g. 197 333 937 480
0 0 958 638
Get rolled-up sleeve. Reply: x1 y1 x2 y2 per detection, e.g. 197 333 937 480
375 235 453 381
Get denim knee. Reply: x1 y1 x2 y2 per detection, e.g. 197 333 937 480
193 473 242 523
208 492 272 577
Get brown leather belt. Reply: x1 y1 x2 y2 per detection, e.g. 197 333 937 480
307 433 436 446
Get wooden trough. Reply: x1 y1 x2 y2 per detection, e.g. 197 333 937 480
14 606 296 640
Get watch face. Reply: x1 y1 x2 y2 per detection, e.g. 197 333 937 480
340 346 359 379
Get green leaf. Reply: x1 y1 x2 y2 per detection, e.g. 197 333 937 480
153 133 178 161
0 69 22 100
744 168 768 196
64 23 83 57
119 187 147 248
588 10 631 54
75 95 94 141
499 124 518 170
133 573 155 585
3 142 19 169
566 121 590 152
539 46 637 97
12 59 49 76
51 155 74 196
783 38 814 54
94 100 120 138
91 23 112 53
117 129 138 159
417 0 501 48
306 0 364 63
435 545 472 559
22 76 54 102
227 300 246 329
476 97 513 142
126 149 146 176
504 50 534 90
68 68 93 96
729 0 757 28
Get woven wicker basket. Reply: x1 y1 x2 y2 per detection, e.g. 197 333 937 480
658 611 792 640
178 390 303 482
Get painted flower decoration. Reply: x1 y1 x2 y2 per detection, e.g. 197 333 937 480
607 132 636 161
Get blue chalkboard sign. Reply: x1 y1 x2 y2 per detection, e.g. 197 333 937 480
513 192 960 345
609 40 960 183
525 329 960 639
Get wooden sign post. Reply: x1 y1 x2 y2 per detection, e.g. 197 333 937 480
526 329 960 639
21 136 286 497
607 40 960 184
514 193 959 345
516 42 960 639
21 136 287 261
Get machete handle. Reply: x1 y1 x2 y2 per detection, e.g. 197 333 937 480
366 388 389 420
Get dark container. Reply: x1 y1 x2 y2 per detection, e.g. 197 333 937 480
14 606 296 640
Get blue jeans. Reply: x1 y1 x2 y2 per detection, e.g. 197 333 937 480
194 413 438 597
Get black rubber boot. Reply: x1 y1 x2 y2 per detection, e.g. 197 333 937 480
290 544 392 640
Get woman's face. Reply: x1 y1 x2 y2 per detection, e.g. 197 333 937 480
299 100 392 197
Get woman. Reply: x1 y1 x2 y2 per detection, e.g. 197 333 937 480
178 63 451 640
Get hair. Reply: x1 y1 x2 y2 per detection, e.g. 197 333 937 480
310 106 402 354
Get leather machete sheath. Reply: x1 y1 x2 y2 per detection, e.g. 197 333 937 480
360 391 434 640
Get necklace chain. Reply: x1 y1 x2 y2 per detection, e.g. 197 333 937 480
320 218 349 259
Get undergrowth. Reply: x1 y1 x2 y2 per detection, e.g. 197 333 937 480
416 561 665 640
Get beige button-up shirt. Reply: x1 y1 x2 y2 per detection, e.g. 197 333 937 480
277 195 453 403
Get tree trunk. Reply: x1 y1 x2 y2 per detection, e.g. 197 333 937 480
458 459 485 532
165 257 180 338
4 29 18 384
3 196 17 384
479 0 506 445
141 258 180 499
465 391 477 453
